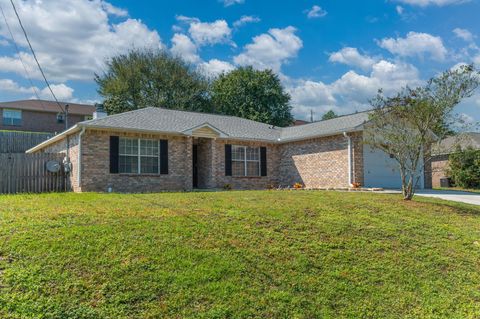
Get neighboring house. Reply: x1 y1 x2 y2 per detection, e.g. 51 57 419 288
27 107 425 193
0 100 95 133
292 119 310 126
425 132 480 188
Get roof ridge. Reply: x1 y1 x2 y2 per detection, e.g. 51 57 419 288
283 109 372 131
151 106 278 127
82 106 154 124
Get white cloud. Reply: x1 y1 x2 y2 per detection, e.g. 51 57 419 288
453 28 475 42
396 5 405 14
234 26 303 73
0 0 162 82
233 16 261 28
38 83 74 101
332 60 421 101
101 1 128 17
0 78 35 94
175 16 233 47
329 47 377 70
198 59 235 77
378 32 447 61
221 0 244 7
188 20 232 46
170 34 200 64
0 77 74 101
474 55 480 65
395 0 470 6
287 79 337 117
286 60 422 119
304 5 328 19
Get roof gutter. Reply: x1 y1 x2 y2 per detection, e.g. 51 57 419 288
277 127 363 144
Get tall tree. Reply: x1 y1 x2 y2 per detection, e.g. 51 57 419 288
364 64 479 200
321 110 338 121
95 49 210 114
211 66 293 127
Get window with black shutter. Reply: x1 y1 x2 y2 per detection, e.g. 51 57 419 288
109 136 119 174
260 147 267 176
225 144 232 176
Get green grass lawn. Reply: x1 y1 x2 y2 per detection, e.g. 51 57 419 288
0 191 479 319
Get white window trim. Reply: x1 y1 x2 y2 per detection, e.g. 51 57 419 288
232 145 261 177
119 138 160 174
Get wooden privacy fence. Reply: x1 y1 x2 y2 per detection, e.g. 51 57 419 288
0 131 53 153
0 153 67 194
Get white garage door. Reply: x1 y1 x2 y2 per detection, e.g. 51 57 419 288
363 145 424 189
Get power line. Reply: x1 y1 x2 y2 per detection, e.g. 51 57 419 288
8 0 64 114
0 2 47 111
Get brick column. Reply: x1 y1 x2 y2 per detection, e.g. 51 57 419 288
209 139 217 188
184 137 193 190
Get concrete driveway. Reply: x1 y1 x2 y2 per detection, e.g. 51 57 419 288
380 189 480 205
414 190 480 206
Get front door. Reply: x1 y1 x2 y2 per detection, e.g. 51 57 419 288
192 144 198 188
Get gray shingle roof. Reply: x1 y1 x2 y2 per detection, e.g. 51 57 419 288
432 132 480 155
280 111 370 141
80 107 370 142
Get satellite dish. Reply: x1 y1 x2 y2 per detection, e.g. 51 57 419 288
46 160 61 173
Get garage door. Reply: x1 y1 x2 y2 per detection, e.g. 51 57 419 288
363 145 424 189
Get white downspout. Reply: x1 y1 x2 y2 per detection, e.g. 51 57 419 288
343 132 352 187
77 127 86 190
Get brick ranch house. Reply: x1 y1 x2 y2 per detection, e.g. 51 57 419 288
425 132 480 188
27 107 425 192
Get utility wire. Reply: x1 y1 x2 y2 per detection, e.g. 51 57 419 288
0 2 46 111
8 0 64 113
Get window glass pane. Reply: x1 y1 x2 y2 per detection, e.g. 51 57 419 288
140 156 159 174
246 147 259 161
232 161 245 176
246 161 260 176
140 139 159 156
3 109 21 126
119 155 138 173
120 138 138 155
232 146 245 161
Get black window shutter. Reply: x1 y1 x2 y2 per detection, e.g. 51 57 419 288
260 147 267 176
225 144 232 176
160 139 168 174
109 136 119 174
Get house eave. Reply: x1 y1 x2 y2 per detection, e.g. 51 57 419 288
27 123 367 153
26 124 81 153
276 127 363 144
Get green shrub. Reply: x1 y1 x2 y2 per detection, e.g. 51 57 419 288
448 146 480 188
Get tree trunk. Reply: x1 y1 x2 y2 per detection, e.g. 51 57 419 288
403 174 414 200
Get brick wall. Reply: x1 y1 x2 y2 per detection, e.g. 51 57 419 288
351 132 364 186
278 133 363 189
424 154 449 188
0 109 86 133
211 139 280 190
36 129 363 193
79 130 192 192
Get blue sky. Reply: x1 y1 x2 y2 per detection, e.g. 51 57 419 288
0 0 479 124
